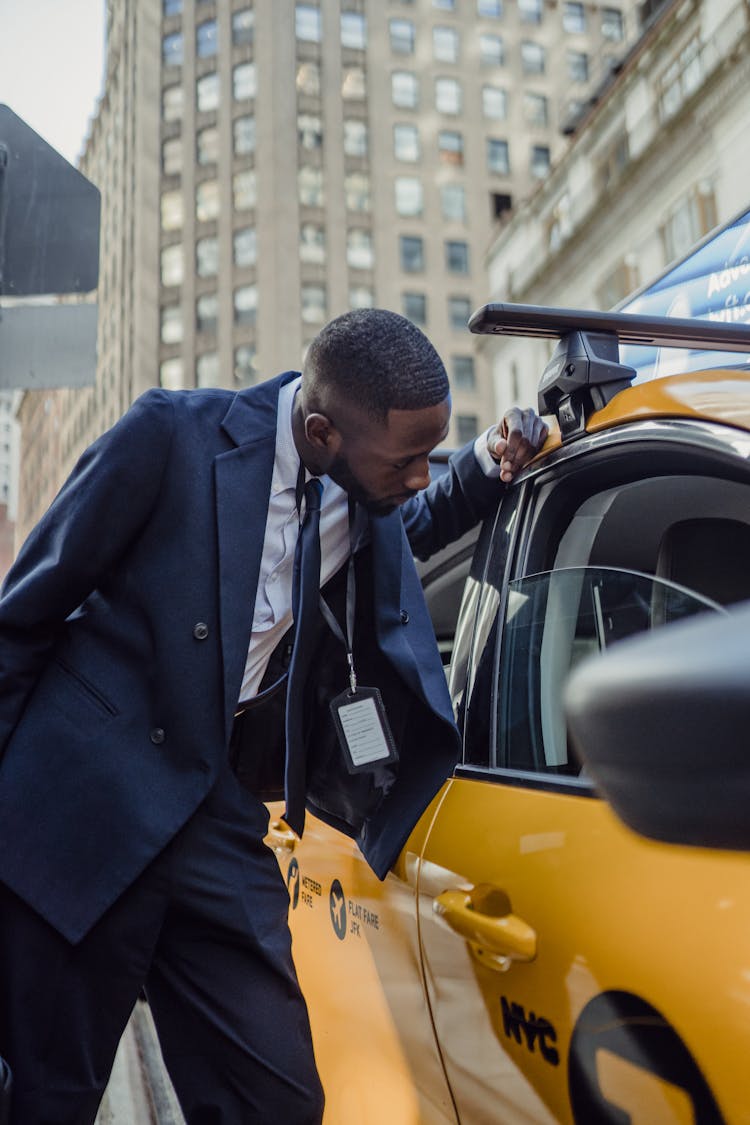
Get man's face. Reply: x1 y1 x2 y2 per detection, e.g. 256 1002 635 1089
326 398 451 514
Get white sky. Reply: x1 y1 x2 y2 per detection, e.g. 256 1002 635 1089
0 0 106 165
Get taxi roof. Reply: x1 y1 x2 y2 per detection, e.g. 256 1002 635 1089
541 367 750 457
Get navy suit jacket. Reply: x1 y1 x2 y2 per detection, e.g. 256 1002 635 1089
0 373 502 942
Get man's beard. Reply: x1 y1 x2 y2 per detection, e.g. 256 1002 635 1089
327 453 402 515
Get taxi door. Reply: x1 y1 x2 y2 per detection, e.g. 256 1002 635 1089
416 441 750 1125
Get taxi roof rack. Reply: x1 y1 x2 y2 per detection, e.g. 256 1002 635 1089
469 302 750 443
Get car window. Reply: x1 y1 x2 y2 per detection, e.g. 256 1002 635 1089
495 566 722 775
459 446 750 776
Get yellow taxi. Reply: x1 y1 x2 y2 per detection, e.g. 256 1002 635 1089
268 302 750 1125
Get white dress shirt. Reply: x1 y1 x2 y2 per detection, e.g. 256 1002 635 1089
237 376 501 704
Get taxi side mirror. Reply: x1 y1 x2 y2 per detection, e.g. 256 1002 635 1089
564 601 750 851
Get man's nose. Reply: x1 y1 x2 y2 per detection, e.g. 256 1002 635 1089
404 459 431 492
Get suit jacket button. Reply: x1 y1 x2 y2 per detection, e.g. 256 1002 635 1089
400 609 409 624
150 728 166 745
193 622 209 640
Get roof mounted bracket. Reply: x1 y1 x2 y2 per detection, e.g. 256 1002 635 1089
537 329 636 442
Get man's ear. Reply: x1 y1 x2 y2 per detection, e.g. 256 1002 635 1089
305 412 341 455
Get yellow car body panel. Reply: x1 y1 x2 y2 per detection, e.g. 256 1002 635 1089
418 778 750 1125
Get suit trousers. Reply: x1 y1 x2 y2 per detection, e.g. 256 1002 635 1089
0 760 324 1125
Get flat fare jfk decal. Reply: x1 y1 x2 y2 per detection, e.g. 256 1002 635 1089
286 860 380 941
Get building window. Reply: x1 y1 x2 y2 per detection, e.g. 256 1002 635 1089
197 19 218 58
161 304 183 344
456 414 479 443
197 72 219 113
296 5 322 42
350 286 374 309
394 123 420 162
433 0 455 9
299 166 325 207
658 38 703 121
160 358 184 390
347 229 374 270
661 186 717 263
602 7 624 41
433 26 459 63
452 355 476 390
400 235 424 272
438 129 464 165
480 34 504 66
234 284 259 326
234 226 257 268
519 0 542 23
197 126 219 166
596 256 639 309
297 61 321 96
162 85 183 123
449 296 472 329
197 352 220 388
402 292 427 326
487 137 510 175
162 136 182 176
161 244 184 287
482 85 507 119
563 2 586 33
531 144 551 178
440 183 466 222
344 120 368 157
342 66 366 99
298 114 323 150
300 223 326 264
477 0 502 16
162 32 183 68
235 345 257 387
163 0 182 15
524 91 548 126
301 284 327 324
567 50 589 82
196 179 220 223
197 294 218 340
345 171 370 212
395 177 423 218
390 19 415 55
435 77 461 115
232 8 254 47
233 115 256 156
233 169 257 210
341 12 366 49
445 239 469 273
521 41 545 74
161 190 184 232
196 235 219 277
233 62 256 100
392 71 419 109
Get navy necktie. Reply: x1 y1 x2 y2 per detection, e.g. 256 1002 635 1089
284 476 323 835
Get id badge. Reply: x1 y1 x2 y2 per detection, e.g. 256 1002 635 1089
330 687 398 774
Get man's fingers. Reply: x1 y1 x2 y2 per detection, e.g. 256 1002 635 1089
491 408 550 481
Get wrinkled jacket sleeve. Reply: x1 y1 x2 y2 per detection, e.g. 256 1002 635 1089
400 440 502 562
0 389 176 753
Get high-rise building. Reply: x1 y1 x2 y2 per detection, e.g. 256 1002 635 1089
16 0 640 540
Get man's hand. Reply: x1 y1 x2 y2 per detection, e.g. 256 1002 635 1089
487 407 549 483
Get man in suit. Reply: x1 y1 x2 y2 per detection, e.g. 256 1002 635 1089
0 308 547 1124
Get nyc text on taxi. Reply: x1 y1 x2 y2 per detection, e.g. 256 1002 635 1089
268 304 750 1125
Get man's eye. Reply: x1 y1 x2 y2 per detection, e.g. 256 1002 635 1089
392 461 409 471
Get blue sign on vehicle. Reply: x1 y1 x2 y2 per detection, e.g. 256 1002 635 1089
619 206 750 382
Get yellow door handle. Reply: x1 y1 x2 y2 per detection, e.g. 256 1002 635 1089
434 887 537 963
266 819 297 852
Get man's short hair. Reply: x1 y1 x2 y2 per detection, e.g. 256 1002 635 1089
303 308 450 423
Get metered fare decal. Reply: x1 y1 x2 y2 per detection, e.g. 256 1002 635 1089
285 860 380 941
